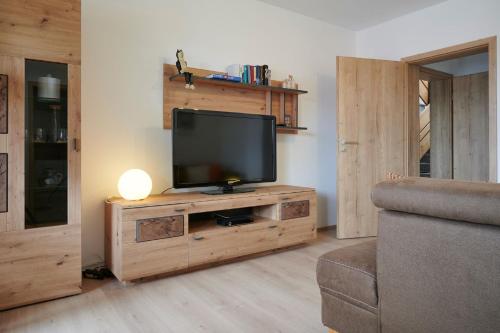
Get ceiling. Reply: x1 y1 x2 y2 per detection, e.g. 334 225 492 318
257 0 447 31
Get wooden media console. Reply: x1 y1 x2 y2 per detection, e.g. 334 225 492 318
105 185 316 282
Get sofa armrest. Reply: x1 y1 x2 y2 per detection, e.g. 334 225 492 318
372 177 500 227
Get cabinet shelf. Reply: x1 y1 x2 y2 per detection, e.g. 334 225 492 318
189 216 277 234
169 74 308 95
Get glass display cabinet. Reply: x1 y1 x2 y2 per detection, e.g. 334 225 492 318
25 60 69 228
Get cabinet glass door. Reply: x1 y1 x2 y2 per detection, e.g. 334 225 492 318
25 60 68 228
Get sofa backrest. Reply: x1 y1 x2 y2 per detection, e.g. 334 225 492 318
372 177 500 333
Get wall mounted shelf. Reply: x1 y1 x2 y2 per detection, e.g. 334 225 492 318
169 74 308 95
276 125 308 131
163 64 308 134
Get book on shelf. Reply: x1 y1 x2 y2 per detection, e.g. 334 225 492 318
220 64 270 86
206 73 241 82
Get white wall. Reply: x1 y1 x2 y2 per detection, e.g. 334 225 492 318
82 0 355 266
356 0 499 178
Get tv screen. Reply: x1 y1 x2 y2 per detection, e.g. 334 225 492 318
172 109 276 189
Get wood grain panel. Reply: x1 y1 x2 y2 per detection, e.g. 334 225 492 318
453 72 489 181
487 37 497 182
106 186 317 282
0 74 7 133
121 235 189 281
430 78 453 179
281 200 309 220
109 185 314 208
68 64 81 225
164 65 266 128
278 217 316 248
407 64 420 176
122 204 188 222
0 154 7 213
189 219 279 266
0 0 81 64
136 215 184 242
0 56 24 232
337 57 406 239
0 224 81 310
402 36 491 64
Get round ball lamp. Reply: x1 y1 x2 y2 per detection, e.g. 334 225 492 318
118 169 152 201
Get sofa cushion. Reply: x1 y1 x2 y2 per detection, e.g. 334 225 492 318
317 239 378 313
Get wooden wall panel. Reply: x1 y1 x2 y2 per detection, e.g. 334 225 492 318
163 65 266 128
163 64 299 131
0 224 81 310
453 72 489 181
0 0 81 64
430 79 453 179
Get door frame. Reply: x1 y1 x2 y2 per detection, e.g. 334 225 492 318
402 36 497 182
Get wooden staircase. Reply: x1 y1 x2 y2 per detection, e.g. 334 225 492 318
419 80 431 177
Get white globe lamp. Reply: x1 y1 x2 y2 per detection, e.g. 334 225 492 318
118 169 152 201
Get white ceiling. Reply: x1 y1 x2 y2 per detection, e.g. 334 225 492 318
257 0 447 31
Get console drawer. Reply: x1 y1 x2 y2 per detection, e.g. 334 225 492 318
136 215 184 242
121 236 188 281
189 220 279 266
281 200 310 220
279 217 316 247
189 227 240 266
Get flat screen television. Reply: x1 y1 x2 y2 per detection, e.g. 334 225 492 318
172 108 276 194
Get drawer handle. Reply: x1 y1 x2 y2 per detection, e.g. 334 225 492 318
268 225 278 229
174 208 185 213
193 235 204 241
281 197 291 201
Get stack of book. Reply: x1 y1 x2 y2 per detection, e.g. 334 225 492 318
241 65 268 85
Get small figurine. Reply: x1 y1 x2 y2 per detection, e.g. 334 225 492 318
282 74 296 89
176 49 195 90
263 65 271 86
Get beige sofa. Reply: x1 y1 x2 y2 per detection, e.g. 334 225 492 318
317 177 500 333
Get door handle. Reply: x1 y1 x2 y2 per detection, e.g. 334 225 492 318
193 235 204 241
338 138 359 152
73 138 81 152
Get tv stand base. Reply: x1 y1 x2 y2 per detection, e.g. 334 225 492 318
202 186 255 195
105 185 316 283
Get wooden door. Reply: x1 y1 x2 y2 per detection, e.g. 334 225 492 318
453 72 489 181
336 57 411 238
430 79 453 179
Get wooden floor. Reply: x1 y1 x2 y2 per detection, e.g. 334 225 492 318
0 229 372 333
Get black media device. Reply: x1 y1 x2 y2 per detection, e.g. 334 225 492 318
172 108 277 194
213 208 254 227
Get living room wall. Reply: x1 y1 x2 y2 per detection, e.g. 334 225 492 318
82 0 355 266
356 0 500 179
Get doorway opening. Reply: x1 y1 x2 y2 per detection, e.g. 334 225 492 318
403 37 497 182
